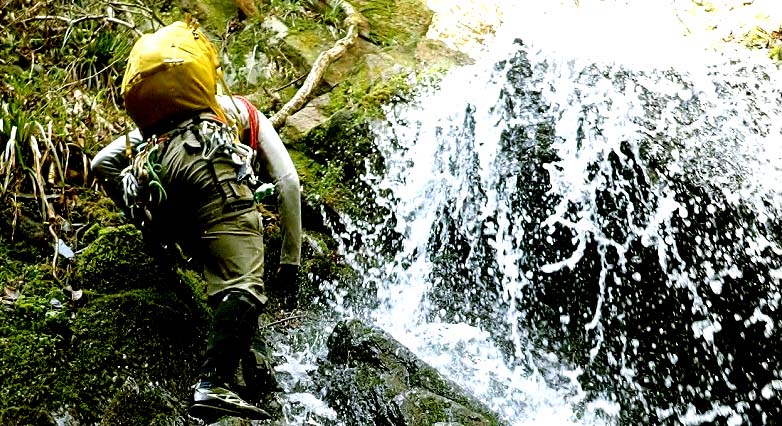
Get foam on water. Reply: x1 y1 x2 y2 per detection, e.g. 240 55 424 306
341 1 782 424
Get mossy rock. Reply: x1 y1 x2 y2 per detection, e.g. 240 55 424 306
179 0 237 35
65 289 207 422
283 30 389 88
323 319 505 426
0 407 57 426
352 0 434 49
99 377 185 425
396 389 496 426
289 110 379 216
73 225 172 294
0 330 66 415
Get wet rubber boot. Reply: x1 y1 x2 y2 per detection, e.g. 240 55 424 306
188 290 271 421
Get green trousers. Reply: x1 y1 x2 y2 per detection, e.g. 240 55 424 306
201 212 267 304
152 124 267 305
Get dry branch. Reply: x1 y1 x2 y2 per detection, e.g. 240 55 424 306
28 135 56 223
19 14 143 36
269 0 369 130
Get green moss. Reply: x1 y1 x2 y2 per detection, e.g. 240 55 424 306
73 225 172 294
354 365 384 389
99 378 184 425
352 0 433 48
65 289 207 422
179 0 237 36
323 62 443 123
289 110 378 218
78 193 125 231
398 391 448 424
175 266 211 314
0 259 70 341
0 406 57 426
0 221 209 424
397 390 496 426
284 27 338 67
0 331 65 412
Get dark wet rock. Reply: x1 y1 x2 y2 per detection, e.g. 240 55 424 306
320 319 505 426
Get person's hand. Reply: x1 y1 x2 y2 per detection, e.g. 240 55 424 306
276 264 299 310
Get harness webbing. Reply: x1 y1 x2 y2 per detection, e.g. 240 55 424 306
119 115 258 223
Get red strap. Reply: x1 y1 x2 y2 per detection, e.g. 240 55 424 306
235 96 260 150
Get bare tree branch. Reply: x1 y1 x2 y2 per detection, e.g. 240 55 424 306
19 14 143 36
108 0 166 26
270 0 369 130
59 57 125 91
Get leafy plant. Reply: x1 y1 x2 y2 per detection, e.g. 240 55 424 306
0 0 150 272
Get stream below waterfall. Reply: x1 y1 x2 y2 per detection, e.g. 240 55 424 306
276 2 782 425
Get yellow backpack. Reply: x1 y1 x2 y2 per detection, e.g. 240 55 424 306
121 18 228 133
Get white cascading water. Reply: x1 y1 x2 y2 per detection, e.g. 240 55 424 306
331 1 782 425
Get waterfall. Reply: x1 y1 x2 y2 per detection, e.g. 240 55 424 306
339 2 782 424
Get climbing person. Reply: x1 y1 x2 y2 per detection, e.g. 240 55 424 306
89 18 302 421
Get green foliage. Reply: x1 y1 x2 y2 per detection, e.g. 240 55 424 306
64 24 133 90
772 44 782 62
736 25 782 63
1 0 139 220
321 0 348 28
740 26 778 50
223 17 304 98
261 0 321 29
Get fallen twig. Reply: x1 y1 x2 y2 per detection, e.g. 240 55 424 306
264 313 310 328
270 0 369 129
273 73 308 93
